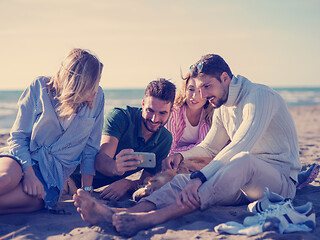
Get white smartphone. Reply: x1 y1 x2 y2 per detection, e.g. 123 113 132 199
125 152 156 168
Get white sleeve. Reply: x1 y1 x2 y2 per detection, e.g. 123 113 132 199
200 89 280 180
181 108 229 161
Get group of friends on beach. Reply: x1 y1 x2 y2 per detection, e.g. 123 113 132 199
0 48 318 236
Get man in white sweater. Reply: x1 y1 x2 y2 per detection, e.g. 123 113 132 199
73 54 301 237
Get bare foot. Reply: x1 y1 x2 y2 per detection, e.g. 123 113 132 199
112 212 153 237
73 189 114 224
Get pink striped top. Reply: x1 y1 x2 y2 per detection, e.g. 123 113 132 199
165 104 211 156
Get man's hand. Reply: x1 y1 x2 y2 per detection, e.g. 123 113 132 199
99 179 134 200
162 153 183 171
112 149 141 176
176 178 202 210
22 166 44 200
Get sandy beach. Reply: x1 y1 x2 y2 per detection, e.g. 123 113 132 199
0 105 319 240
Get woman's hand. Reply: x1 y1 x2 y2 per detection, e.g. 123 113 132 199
22 166 45 200
162 153 183 171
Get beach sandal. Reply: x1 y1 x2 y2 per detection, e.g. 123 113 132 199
297 163 320 190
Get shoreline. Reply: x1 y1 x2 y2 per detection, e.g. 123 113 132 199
0 104 319 146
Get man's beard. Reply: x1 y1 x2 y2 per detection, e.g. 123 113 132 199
208 88 228 109
210 97 227 109
142 118 167 133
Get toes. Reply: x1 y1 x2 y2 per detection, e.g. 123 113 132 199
74 201 80 208
112 213 120 227
112 213 125 232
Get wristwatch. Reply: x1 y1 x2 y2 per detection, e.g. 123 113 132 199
82 186 93 193
190 171 207 183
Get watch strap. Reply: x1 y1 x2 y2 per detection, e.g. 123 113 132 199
190 171 207 183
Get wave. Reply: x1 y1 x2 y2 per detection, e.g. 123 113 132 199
277 90 320 106
0 88 319 132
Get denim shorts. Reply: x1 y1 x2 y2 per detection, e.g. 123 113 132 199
0 150 60 208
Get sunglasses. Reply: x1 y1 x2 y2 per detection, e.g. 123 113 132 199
189 60 228 76
189 61 204 75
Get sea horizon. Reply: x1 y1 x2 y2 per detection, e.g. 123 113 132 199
0 87 320 134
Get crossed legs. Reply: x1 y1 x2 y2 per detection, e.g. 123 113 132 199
74 152 296 236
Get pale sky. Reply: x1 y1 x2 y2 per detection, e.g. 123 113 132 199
1 0 319 90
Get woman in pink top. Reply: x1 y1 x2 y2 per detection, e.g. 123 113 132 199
166 75 214 155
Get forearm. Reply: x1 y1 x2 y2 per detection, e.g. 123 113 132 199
181 144 215 161
181 114 228 161
24 165 36 177
170 144 196 155
81 174 93 188
94 151 117 176
8 84 36 170
202 92 278 180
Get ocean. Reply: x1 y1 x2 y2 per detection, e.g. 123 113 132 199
0 87 319 133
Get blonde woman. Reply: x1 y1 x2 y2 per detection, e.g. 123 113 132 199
0 48 104 214
165 75 214 156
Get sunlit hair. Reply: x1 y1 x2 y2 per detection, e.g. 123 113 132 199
144 78 176 108
175 74 214 126
47 48 103 119
189 54 233 82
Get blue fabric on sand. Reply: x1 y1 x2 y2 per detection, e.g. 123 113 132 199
33 163 60 208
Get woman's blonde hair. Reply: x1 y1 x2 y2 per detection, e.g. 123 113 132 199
47 48 103 119
174 72 214 126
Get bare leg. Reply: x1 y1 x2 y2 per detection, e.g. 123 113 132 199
112 203 195 237
0 183 44 214
0 157 43 214
0 157 23 195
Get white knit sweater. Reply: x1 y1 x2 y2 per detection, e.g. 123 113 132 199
181 75 301 183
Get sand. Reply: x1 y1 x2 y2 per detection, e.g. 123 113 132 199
0 105 319 240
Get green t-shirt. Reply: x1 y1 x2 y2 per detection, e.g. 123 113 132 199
103 106 172 176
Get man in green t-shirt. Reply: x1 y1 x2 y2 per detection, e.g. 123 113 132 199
71 79 176 200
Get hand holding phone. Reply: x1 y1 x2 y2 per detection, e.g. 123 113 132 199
124 152 156 168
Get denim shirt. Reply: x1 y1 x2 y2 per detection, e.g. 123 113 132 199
7 77 104 192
